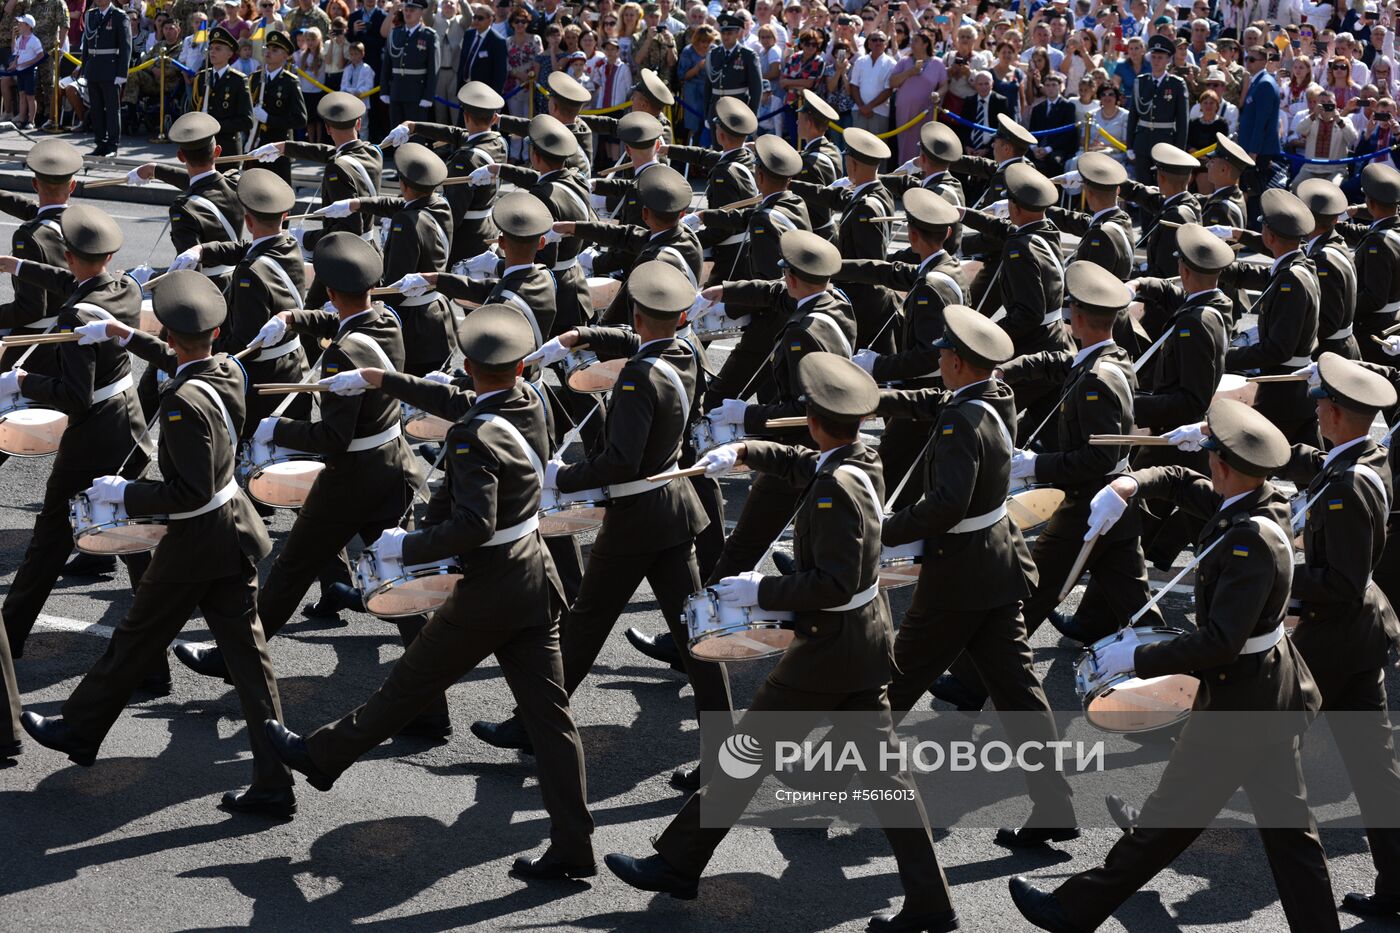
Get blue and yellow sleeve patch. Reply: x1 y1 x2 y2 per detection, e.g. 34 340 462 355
1328 498 1344 510
816 497 833 509
167 409 183 422
789 341 802 351
1280 284 1292 293
1009 251 1021 259
1178 327 1192 337
620 381 637 391
1232 545 1250 557
238 278 252 288
454 442 470 455
940 424 954 435
1085 391 1099 401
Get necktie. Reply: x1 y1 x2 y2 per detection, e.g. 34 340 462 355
1267 0 1279 19
975 98 990 148
467 31 481 75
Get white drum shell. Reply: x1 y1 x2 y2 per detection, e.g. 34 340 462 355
563 348 626 395
0 395 67 457
240 441 325 509
69 494 167 555
538 485 608 537
685 590 794 661
1074 626 1201 733
354 546 463 618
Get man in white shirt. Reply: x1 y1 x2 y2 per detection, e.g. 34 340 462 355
849 30 894 135
1020 21 1065 68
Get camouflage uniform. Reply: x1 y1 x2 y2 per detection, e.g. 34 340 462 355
123 37 183 105
29 0 66 122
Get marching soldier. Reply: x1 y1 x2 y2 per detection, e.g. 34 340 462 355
1127 35 1190 179
1335 163 1400 366
249 31 309 184
264 305 597 882
883 121 965 260
174 234 445 737
875 305 1078 847
691 134 809 286
1119 143 1201 281
381 0 438 126
22 272 293 816
1199 133 1250 231
838 189 964 510
387 82 507 266
1222 190 1321 445
950 114 1034 307
192 26 254 157
168 169 308 432
1296 179 1362 360
666 98 759 287
584 68 676 153
1010 400 1339 933
1281 353 1400 922
605 353 959 933
583 112 671 280
320 143 455 377
472 263 733 793
792 91 843 243
788 128 896 353
498 72 595 177
76 0 131 157
703 12 762 119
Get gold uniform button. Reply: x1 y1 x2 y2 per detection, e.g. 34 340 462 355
810 626 819 633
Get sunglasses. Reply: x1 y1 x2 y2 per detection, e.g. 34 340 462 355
1331 63 1348 69
473 13 488 19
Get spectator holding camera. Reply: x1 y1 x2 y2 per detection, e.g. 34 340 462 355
1294 89 1360 185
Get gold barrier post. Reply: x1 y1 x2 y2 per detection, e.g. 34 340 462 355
155 53 167 141
48 44 61 131
1080 116 1091 210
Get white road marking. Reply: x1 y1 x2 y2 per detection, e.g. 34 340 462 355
32 612 198 647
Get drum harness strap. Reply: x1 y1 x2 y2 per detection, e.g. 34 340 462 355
1132 297 1226 374
73 304 135 404
168 379 241 520
603 355 689 500
186 194 240 275
550 180 594 272
341 332 404 452
496 282 545 350
830 463 886 613
249 256 308 361
948 398 1013 533
397 207 451 306
476 412 545 545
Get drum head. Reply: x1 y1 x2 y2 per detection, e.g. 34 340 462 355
0 407 67 457
1214 373 1257 406
364 571 462 618
76 522 167 555
878 563 921 590
566 357 627 395
1007 487 1064 533
539 505 606 537
690 625 793 661
249 461 325 509
404 412 451 442
139 298 160 335
587 276 621 309
1084 673 1199 733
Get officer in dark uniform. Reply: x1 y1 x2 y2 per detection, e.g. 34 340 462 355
585 68 676 153
950 113 1035 307
21 271 292 817
605 353 959 933
792 90 843 242
1200 133 1251 231
666 97 758 288
175 234 445 737
837 189 964 511
1119 142 1202 280
1222 189 1321 445
192 26 254 157
1296 179 1361 360
381 0 438 126
498 72 595 176
472 263 733 792
395 82 507 265
264 305 597 882
884 120 966 260
703 12 762 118
1010 400 1339 933
875 305 1078 848
1335 163 1400 365
250 31 308 184
77 0 131 156
584 111 670 280
1127 34 1190 180
1280 353 1400 923
694 134 809 284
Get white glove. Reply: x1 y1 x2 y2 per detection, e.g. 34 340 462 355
1093 626 1141 680
709 398 749 426
541 228 562 245
1125 150 1136 161
1381 335 1400 357
713 570 764 607
290 225 309 256
321 369 374 395
251 105 269 123
1290 360 1320 388
379 94 390 105
75 321 114 345
1165 421 1209 452
696 443 741 476
589 193 608 213
681 212 702 230
125 168 149 186
895 158 918 175
252 315 288 349
169 245 203 271
126 264 155 286
1052 169 1081 188
380 123 412 148
418 98 433 109
467 164 496 186
391 272 432 297
1084 482 1132 541
374 526 409 564
1010 448 1038 480
852 348 879 374
828 177 853 191
423 370 453 385
113 77 126 87
1206 223 1234 240
578 247 597 278
524 335 572 367
253 416 279 446
250 143 281 163
0 368 22 396
317 199 356 219
545 458 563 491
87 475 129 505
986 198 1010 219
464 249 499 278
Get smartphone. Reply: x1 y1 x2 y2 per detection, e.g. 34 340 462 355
1292 39 1300 49
836 48 847 61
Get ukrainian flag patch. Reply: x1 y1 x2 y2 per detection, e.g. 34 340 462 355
789 342 802 351
1009 251 1021 259
1179 328 1192 337
1232 545 1250 557
1328 498 1344 510
941 425 954 435
1085 391 1100 401
817 497 833 509
167 410 183 422
326 365 340 374
239 278 252 287
621 381 637 391
1280 284 1292 292
454 443 470 454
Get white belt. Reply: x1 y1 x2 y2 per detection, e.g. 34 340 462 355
1325 324 1354 341
1041 308 1063 325
1283 355 1312 368
948 502 1007 533
461 208 493 220
167 479 239 520
1240 623 1284 655
823 582 879 612
717 232 746 247
484 513 540 546
91 373 133 404
255 337 301 361
89 48 120 55
346 422 402 452
714 88 749 96
398 67 427 75
202 264 235 276
1377 299 1400 315
553 257 579 272
605 473 672 499
399 290 441 307
1138 120 1176 130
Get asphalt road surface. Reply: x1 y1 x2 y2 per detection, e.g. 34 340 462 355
2 200 1398 932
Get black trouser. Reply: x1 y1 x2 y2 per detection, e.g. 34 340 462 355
389 99 429 127
0 623 19 751
89 78 120 149
62 556 293 790
215 131 244 157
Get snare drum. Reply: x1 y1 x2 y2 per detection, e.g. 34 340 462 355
879 540 922 590
691 307 751 341
139 298 160 334
689 419 752 473
354 545 463 618
69 493 167 555
685 589 795 661
238 440 325 509
401 402 451 443
539 484 608 537
587 276 621 310
0 394 66 457
1005 485 1065 535
563 348 627 394
1074 626 1200 733
1213 372 1257 407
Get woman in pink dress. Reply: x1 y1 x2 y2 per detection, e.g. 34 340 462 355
888 31 947 163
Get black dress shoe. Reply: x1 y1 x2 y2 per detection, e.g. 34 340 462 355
994 821 1080 849
263 720 337 791
928 674 986 712
511 848 598 880
867 906 959 932
603 852 699 900
624 626 685 672
0 739 22 760
136 673 172 697
305 583 363 619
771 550 796 575
1046 611 1096 646
396 713 452 742
470 717 534 755
220 785 297 818
173 642 230 682
20 712 95 766
1342 891 1400 918
1009 877 1079 932
1105 794 1138 832
670 765 700 792
62 551 117 577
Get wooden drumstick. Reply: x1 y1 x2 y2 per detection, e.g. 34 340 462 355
81 177 133 189
1246 373 1310 383
765 416 808 429
646 464 709 482
287 212 323 222
232 343 266 361
0 331 84 347
1058 533 1100 603
707 193 766 212
1372 333 1392 346
369 286 402 296
441 174 491 187
255 383 331 394
214 153 267 164
1088 434 1172 446
597 159 636 176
